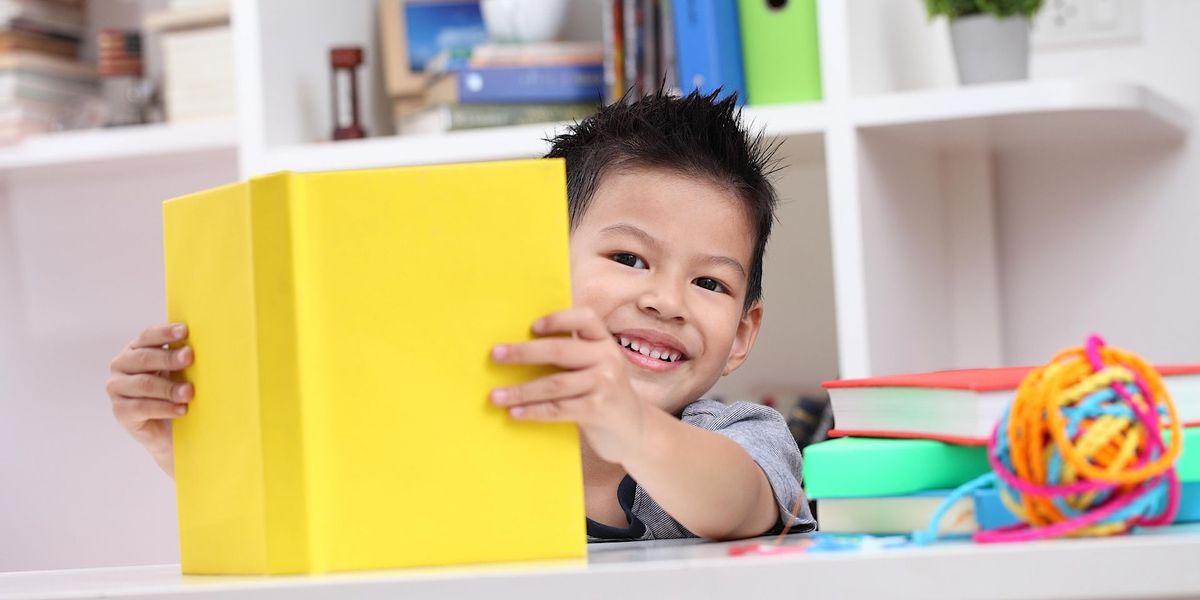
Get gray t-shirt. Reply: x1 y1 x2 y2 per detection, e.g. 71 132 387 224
586 399 816 541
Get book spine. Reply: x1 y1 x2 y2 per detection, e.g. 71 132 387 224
166 180 272 574
249 173 313 573
658 0 679 94
639 0 658 94
671 0 745 103
622 0 639 99
601 0 617 101
454 64 605 104
447 103 597 130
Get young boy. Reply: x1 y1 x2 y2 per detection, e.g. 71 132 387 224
105 91 815 542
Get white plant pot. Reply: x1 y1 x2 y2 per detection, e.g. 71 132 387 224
949 14 1031 85
480 0 570 44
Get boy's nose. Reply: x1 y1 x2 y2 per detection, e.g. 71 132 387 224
636 281 686 322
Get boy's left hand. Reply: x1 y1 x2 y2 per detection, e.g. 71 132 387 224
490 308 646 464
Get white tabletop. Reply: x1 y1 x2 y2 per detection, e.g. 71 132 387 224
5 525 1200 600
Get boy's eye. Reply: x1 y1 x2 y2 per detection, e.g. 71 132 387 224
612 253 647 269
693 277 727 293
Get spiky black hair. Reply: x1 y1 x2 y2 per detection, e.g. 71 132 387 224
544 89 781 313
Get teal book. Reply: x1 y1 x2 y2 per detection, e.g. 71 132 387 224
803 437 988 499
1170 426 1200 482
806 428 1199 501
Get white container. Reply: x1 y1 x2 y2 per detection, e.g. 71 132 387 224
949 14 1030 85
480 0 570 44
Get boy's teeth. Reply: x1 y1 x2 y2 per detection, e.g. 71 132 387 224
618 336 685 363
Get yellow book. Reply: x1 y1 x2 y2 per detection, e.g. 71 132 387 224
163 159 585 575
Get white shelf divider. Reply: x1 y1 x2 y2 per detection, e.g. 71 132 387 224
741 102 829 138
849 80 1191 148
248 103 833 175
248 122 569 175
0 121 238 172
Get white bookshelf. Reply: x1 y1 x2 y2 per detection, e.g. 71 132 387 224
0 121 237 172
4 0 1199 574
1 0 1193 387
253 122 568 174
850 80 1190 148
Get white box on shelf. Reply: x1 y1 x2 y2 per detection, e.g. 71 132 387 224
162 25 236 123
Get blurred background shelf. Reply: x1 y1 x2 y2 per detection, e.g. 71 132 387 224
850 80 1190 149
5 0 1200 578
253 102 834 174
0 121 237 172
252 121 567 174
0 80 1185 175
742 102 829 138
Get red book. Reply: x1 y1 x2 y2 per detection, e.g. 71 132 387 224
824 365 1200 445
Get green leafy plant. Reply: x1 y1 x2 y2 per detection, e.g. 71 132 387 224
925 0 1043 19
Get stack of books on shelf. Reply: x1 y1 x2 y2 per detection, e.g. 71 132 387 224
397 41 604 136
143 0 234 124
804 366 1200 535
96 29 146 126
0 0 95 142
601 0 821 106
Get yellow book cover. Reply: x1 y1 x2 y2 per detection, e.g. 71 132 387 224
163 159 585 575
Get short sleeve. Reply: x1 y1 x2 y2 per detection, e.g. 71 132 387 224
681 399 816 533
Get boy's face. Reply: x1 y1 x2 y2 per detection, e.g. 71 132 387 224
569 167 763 415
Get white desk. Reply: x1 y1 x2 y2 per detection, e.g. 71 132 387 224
5 525 1200 600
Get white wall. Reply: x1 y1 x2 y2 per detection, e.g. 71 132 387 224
0 153 237 572
710 136 840 401
4 0 1197 576
844 0 1198 369
1000 0 1200 364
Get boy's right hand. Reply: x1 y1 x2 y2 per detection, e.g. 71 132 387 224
106 323 193 476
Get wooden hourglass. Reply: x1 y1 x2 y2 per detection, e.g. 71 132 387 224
330 46 367 140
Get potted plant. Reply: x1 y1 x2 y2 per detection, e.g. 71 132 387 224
926 0 1044 85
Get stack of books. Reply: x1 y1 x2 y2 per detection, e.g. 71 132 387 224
143 0 234 124
398 41 604 135
600 0 822 106
0 0 95 142
805 366 1200 535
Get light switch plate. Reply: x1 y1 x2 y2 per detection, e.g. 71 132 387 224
1032 0 1143 50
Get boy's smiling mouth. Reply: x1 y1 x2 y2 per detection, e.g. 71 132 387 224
613 329 689 372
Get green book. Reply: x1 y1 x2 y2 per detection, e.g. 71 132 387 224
805 428 1200 500
803 437 989 499
1169 427 1200 482
737 0 822 105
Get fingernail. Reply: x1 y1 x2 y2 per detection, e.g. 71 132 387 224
532 319 546 334
175 405 187 416
491 389 509 405
174 383 193 402
509 406 525 417
175 347 192 365
492 345 508 360
172 324 187 339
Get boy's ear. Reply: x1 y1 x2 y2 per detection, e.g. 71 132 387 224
723 300 764 376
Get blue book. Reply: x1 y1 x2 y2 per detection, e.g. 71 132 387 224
973 482 1200 530
404 2 488 72
450 64 606 104
671 0 745 103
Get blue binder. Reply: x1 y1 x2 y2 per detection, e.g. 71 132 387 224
671 0 745 103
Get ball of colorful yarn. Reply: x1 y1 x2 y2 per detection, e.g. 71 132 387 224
979 334 1184 542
